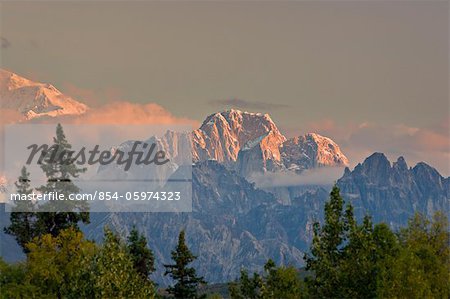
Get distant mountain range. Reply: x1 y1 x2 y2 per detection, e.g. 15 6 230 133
0 69 448 285
0 69 87 120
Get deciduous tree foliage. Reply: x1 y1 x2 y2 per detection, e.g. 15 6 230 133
378 212 450 298
0 258 42 298
93 227 156 298
1 228 157 298
229 259 304 299
25 228 97 298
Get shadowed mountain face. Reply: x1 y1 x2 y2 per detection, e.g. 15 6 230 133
337 153 449 229
81 154 448 285
84 161 307 284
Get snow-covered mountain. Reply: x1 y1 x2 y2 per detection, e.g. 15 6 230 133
0 69 87 120
193 109 349 177
192 109 286 164
281 133 349 173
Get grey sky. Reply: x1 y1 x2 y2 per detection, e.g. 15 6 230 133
1 1 449 174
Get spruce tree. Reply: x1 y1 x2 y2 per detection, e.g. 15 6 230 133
127 226 155 279
164 230 206 299
304 185 348 298
304 185 403 298
35 123 89 237
4 166 37 252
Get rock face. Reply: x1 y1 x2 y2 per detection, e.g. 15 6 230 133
281 133 349 173
192 109 286 165
337 153 449 228
193 109 349 178
85 161 305 284
237 130 286 177
0 69 87 119
237 132 349 177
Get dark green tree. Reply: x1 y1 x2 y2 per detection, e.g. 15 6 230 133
127 226 155 279
164 230 206 299
4 166 37 252
340 215 378 298
229 269 262 299
0 257 42 298
35 123 89 237
304 185 399 298
261 259 303 299
304 185 349 298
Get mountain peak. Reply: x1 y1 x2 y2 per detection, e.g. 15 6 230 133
194 109 286 164
280 133 349 172
0 69 88 120
393 156 408 172
194 109 349 176
201 109 276 128
412 162 442 181
359 152 391 179
364 152 390 166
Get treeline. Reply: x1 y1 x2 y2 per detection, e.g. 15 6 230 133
229 186 449 299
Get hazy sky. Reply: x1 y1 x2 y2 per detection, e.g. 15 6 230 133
1 1 449 174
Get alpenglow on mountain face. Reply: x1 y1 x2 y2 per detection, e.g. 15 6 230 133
193 109 349 177
0 69 87 120
192 109 287 164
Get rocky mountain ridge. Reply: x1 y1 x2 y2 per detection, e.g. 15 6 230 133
337 153 449 227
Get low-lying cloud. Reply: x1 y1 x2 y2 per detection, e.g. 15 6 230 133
68 101 199 126
250 167 345 188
